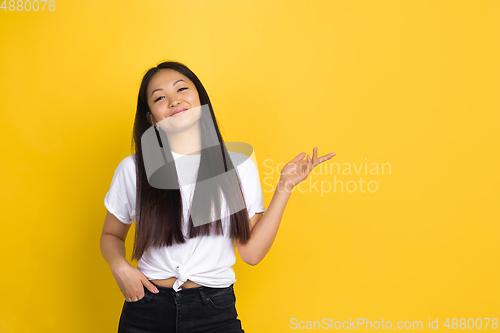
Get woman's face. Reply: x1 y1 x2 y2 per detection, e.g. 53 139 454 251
146 68 202 133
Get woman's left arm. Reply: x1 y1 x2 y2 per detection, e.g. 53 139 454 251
236 147 336 265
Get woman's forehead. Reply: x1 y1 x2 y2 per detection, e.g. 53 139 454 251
147 69 192 98
150 69 188 87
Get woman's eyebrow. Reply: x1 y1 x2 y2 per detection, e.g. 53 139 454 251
151 79 186 96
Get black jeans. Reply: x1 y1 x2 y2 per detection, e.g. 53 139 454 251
118 281 244 333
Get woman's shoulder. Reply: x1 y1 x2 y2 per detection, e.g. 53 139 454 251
114 153 137 176
122 153 137 166
228 151 260 183
228 151 255 170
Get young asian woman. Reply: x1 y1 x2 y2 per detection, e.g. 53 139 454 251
100 61 336 333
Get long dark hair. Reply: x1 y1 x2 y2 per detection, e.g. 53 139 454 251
130 61 251 261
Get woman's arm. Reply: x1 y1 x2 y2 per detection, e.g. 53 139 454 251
100 210 132 270
236 147 335 265
100 210 159 301
236 181 291 265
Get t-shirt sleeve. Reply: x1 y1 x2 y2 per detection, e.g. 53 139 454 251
239 157 266 219
104 156 136 225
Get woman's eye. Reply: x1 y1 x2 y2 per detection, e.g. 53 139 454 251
154 88 186 102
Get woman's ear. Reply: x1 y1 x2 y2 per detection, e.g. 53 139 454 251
146 112 156 127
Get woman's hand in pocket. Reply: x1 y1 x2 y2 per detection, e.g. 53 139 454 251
111 261 159 302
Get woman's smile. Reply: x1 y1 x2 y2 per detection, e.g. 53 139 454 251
171 108 188 116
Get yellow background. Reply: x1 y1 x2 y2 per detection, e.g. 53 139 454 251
1 0 499 332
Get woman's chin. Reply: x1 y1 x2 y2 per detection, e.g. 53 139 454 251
161 118 201 133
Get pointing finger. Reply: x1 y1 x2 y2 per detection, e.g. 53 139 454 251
318 152 336 164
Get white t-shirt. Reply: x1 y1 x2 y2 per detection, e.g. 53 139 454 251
104 150 266 291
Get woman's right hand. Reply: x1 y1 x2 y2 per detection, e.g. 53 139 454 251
111 262 159 302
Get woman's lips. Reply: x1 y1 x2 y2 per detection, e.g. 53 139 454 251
171 108 187 116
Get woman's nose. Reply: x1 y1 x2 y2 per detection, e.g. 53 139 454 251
170 100 181 108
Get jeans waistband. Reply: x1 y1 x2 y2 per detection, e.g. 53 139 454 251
148 281 234 305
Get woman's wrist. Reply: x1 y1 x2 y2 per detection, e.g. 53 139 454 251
110 257 131 273
277 178 294 194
